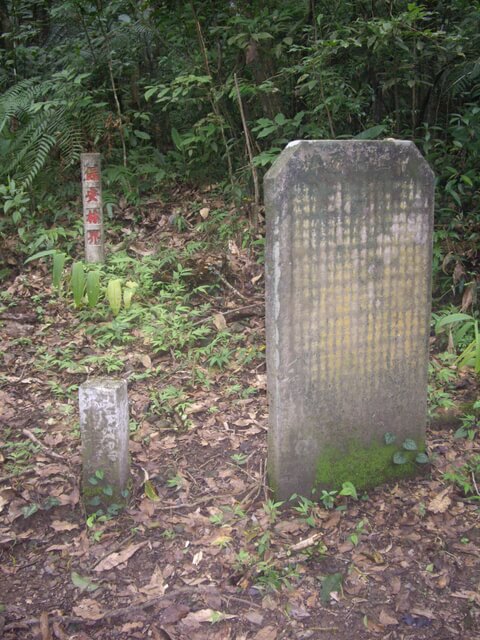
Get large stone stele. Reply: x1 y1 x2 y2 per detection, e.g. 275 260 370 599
265 140 434 500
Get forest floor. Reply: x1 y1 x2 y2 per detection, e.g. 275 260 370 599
0 189 479 640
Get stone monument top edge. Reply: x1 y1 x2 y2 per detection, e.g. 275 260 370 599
80 378 127 391
264 139 434 184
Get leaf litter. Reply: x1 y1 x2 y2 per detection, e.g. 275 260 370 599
0 189 479 639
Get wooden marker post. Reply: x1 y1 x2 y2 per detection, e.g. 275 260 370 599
81 153 105 263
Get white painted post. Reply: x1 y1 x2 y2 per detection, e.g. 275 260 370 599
79 378 129 510
81 153 105 263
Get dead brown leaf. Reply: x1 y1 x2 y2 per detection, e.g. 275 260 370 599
213 313 227 331
39 611 52 640
379 609 398 626
389 576 402 594
244 611 264 625
182 608 236 627
427 488 451 514
93 541 147 572
120 622 144 632
140 565 165 597
141 354 152 368
50 520 79 532
72 598 104 620
253 626 277 640
451 590 480 606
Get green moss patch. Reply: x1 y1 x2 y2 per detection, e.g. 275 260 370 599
315 439 424 491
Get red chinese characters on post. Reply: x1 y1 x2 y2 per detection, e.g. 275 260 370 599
87 229 101 245
86 209 101 224
86 186 99 203
85 166 100 181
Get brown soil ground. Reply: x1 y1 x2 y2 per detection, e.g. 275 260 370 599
0 198 479 640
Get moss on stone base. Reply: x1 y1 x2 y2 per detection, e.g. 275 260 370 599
82 476 128 515
315 439 425 491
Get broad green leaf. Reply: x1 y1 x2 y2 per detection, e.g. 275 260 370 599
393 452 407 465
123 288 134 309
436 313 473 332
144 480 160 501
86 270 100 308
144 87 158 101
384 432 396 445
134 130 150 140
71 262 85 308
320 572 343 603
107 279 122 316
52 252 66 288
123 280 138 310
22 503 39 518
25 248 58 264
402 438 418 451
354 125 386 139
339 481 358 500
415 453 429 464
171 127 183 150
71 571 99 592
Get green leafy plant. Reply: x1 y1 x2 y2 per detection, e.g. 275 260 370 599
319 489 338 510
291 495 317 527
166 473 185 491
443 455 480 501
435 312 480 374
385 433 429 465
0 179 30 237
454 403 480 440
106 278 122 316
231 453 248 465
86 270 101 308
52 252 67 290
339 481 358 500
71 261 85 308
22 496 60 519
263 499 284 524
83 469 128 518
348 518 368 546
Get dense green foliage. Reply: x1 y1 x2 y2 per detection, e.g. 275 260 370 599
0 0 478 295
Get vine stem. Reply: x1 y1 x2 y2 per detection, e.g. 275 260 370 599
234 72 260 230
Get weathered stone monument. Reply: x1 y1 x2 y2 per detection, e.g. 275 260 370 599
81 152 104 263
265 140 434 499
79 379 129 509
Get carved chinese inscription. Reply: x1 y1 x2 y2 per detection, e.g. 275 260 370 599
265 140 434 499
81 153 104 262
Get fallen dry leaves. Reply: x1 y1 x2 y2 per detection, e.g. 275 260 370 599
0 196 479 640
93 541 147 572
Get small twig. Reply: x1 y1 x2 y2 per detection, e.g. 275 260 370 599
209 267 249 301
21 429 64 461
4 584 262 630
0 468 37 483
192 303 263 327
472 471 480 496
223 594 263 610
233 72 260 230
155 494 225 511
289 533 323 552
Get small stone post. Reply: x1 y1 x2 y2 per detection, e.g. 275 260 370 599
81 153 105 263
79 379 129 510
